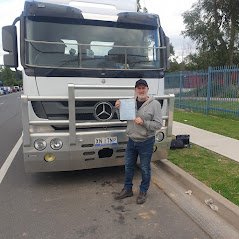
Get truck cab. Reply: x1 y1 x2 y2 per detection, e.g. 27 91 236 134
2 0 174 172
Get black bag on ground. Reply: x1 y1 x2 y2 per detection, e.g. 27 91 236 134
170 139 184 149
176 135 190 145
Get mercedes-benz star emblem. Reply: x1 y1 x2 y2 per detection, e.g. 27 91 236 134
94 102 113 121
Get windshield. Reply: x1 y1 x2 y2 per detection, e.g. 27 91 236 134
25 17 163 71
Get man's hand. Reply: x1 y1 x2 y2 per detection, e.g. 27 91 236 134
134 117 144 125
115 100 120 109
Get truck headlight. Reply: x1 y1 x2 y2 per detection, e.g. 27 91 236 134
155 132 164 142
34 139 47 151
50 138 63 150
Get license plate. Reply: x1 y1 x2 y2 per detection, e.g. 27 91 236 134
95 137 117 146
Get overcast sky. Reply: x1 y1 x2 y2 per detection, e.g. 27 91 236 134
0 0 197 65
143 0 197 59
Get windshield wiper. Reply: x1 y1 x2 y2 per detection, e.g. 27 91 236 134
44 57 78 76
45 57 102 76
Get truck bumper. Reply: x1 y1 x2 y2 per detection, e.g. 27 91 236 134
23 129 170 172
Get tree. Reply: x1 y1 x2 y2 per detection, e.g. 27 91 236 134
137 0 141 12
143 7 148 13
166 43 183 72
0 67 22 86
0 67 15 86
137 0 148 13
182 0 239 67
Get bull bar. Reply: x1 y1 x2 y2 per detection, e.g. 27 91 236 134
21 84 175 147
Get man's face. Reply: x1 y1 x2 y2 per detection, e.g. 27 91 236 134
135 84 149 99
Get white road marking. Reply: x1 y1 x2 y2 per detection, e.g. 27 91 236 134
0 135 23 184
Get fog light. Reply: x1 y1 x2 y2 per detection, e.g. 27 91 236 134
50 138 63 150
34 139 47 151
44 153 55 162
155 132 164 142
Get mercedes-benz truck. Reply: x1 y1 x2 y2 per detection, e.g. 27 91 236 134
2 0 174 172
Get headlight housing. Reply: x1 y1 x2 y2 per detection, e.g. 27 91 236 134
34 139 47 151
50 138 63 150
155 132 164 142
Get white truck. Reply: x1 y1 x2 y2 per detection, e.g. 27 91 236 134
2 0 174 172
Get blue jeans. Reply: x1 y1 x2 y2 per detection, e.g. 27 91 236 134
123 136 155 193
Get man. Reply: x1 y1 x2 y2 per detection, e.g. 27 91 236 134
114 79 163 204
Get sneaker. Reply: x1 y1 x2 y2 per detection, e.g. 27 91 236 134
114 189 133 200
136 192 147 204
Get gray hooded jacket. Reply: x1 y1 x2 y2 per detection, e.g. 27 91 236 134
118 96 163 142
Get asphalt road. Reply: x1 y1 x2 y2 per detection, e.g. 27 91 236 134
0 93 210 239
0 92 22 168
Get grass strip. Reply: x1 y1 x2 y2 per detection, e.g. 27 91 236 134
173 109 239 140
174 98 239 120
168 144 239 206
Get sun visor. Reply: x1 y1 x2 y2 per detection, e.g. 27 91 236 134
23 1 84 19
117 12 159 27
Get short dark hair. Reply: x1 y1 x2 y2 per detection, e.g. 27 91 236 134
135 79 148 88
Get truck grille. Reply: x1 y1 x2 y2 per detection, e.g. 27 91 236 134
31 100 119 127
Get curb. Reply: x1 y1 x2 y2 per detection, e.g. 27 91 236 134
154 158 239 231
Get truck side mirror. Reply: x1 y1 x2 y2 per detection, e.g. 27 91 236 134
2 25 18 67
159 27 170 71
165 36 170 70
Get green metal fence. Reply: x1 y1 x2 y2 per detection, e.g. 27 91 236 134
165 65 239 119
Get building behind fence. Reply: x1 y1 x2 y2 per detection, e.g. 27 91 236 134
165 65 239 119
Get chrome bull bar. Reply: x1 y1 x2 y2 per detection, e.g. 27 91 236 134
21 83 175 147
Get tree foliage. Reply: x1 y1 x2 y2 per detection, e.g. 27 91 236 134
137 0 141 12
182 0 239 68
167 44 181 72
0 67 22 86
137 0 148 13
